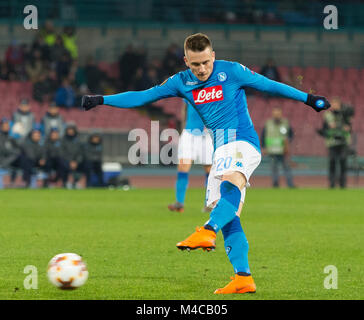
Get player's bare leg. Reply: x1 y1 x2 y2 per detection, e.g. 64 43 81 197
168 159 192 213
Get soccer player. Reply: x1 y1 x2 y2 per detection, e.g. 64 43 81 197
168 98 213 213
81 33 330 294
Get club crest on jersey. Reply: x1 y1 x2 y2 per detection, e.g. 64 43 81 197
192 85 224 105
217 72 227 82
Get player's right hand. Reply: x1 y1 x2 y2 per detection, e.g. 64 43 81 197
81 95 104 111
305 94 331 112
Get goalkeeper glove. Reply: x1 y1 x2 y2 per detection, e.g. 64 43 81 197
81 95 104 111
305 94 331 112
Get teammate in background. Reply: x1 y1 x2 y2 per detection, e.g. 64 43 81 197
81 34 330 294
41 102 65 138
168 99 213 213
11 99 36 141
261 106 295 188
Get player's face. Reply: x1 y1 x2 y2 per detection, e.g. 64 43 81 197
184 47 215 82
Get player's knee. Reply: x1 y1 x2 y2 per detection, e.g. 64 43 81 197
222 171 247 190
177 161 192 172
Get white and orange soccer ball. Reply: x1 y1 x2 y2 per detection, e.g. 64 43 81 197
47 253 88 289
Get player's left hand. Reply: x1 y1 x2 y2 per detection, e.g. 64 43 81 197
81 95 104 111
305 94 331 112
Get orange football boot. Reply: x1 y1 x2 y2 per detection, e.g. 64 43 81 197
214 274 256 294
176 227 216 251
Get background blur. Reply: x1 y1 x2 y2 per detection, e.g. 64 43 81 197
0 0 363 187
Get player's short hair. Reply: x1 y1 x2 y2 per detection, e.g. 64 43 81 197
184 33 212 53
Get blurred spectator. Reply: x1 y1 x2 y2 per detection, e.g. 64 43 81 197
43 128 67 188
118 45 140 90
11 99 36 140
33 69 58 103
50 35 69 64
55 77 75 108
31 34 50 62
25 49 44 82
84 56 104 94
61 123 83 188
260 58 281 82
0 60 9 80
261 106 295 188
62 26 78 60
41 102 65 138
146 67 161 87
19 127 47 188
131 68 149 91
162 43 183 76
82 133 104 187
56 51 72 83
132 67 161 90
40 20 57 47
0 118 22 172
5 40 24 75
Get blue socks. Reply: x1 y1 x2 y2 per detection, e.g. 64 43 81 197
204 181 250 275
205 181 241 233
176 171 189 204
222 216 250 275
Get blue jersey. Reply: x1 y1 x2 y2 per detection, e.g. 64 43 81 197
184 99 204 135
103 60 308 152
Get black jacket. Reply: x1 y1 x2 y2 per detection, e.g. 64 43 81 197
83 137 103 163
21 137 46 161
44 138 63 159
61 134 83 163
0 132 21 167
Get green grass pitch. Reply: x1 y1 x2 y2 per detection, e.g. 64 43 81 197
0 187 363 300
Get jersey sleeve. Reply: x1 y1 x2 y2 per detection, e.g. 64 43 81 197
233 62 308 103
103 74 181 108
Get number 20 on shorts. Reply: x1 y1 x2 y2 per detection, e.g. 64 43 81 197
216 156 233 172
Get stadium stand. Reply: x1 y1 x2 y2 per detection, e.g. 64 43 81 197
1 62 363 157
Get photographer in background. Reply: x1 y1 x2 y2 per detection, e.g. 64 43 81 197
319 97 354 189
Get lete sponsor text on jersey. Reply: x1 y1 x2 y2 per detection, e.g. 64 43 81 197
192 85 224 105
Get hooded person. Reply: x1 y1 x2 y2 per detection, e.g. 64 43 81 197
43 128 67 187
0 118 23 187
82 132 104 187
61 123 84 188
19 126 46 187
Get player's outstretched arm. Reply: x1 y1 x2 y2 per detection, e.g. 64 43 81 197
81 75 180 111
234 63 330 112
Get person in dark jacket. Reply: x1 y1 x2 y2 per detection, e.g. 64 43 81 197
82 133 104 187
0 118 23 187
19 128 46 187
43 128 67 187
61 123 83 188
